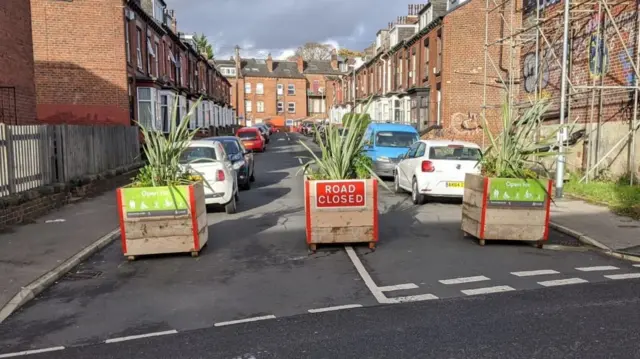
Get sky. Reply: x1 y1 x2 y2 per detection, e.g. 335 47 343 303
164 0 425 60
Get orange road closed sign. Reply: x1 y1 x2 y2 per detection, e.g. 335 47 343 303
315 180 366 208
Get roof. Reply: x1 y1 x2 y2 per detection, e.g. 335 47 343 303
419 139 481 148
303 60 343 75
209 136 238 141
216 60 235 67
237 126 260 132
240 58 305 78
188 140 218 147
368 123 419 132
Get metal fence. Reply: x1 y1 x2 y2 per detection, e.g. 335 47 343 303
0 123 140 197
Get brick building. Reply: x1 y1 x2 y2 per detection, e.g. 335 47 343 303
0 1 37 125
29 0 232 130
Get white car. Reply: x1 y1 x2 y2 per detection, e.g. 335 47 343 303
179 140 242 213
393 139 482 204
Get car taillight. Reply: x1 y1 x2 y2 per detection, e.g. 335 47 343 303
216 169 225 181
421 160 435 172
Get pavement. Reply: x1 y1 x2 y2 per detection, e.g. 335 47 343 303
1 131 639 357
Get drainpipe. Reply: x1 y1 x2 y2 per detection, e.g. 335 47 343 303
381 55 389 122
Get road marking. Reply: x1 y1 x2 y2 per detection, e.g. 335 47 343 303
379 283 419 292
538 278 588 287
439 275 490 285
461 286 515 296
344 246 388 303
576 265 619 272
604 273 640 280
214 315 276 327
385 294 439 303
511 269 560 277
0 346 65 358
308 304 363 313
105 330 178 344
633 264 640 268
298 157 303 164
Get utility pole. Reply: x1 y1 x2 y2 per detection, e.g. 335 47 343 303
555 0 570 198
234 45 240 126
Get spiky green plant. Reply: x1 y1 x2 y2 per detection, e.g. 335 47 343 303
479 98 577 181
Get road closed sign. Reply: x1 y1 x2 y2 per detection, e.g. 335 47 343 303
315 180 366 208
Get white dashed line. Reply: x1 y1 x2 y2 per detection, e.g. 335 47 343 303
378 283 419 292
538 278 588 287
214 315 276 327
633 264 640 268
104 330 178 344
0 346 65 358
461 286 515 296
344 246 388 303
604 273 640 280
511 269 560 277
439 276 490 285
576 265 619 272
385 294 439 303
308 304 363 313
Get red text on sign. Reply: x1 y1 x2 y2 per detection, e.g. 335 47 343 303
315 181 366 208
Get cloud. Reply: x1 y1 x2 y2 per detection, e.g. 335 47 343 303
165 0 421 59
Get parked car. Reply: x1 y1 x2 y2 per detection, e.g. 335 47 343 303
178 140 240 214
362 123 420 178
208 136 255 190
301 122 314 136
393 140 482 205
265 123 276 134
252 124 270 143
236 127 266 152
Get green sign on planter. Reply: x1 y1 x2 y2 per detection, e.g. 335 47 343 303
121 186 189 218
487 178 547 208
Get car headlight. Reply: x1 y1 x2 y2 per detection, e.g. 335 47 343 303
377 156 390 162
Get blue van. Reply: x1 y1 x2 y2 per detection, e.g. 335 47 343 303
362 123 420 178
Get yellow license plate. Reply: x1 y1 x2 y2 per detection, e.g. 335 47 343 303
446 182 464 188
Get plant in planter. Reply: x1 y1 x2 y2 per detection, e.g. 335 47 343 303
299 103 388 252
462 99 576 246
116 98 210 260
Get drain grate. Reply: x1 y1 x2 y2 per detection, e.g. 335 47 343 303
64 270 103 281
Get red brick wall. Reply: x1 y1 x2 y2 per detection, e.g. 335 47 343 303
31 0 129 125
0 0 37 125
235 76 307 124
305 74 335 117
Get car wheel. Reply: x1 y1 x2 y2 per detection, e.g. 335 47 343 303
250 171 255 182
240 179 251 190
394 171 402 193
412 177 426 205
225 194 237 214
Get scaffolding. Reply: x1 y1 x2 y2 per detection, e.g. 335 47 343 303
482 0 640 190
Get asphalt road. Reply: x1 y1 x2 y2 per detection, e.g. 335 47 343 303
1 131 639 358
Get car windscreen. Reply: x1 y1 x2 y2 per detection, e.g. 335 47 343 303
179 146 217 164
237 131 258 140
375 131 419 148
220 140 240 155
429 146 481 161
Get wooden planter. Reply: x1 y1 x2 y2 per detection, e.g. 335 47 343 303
304 178 379 252
461 173 552 246
116 182 208 260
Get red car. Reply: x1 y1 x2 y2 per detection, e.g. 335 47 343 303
236 127 266 152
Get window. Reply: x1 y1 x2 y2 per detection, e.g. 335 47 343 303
312 80 319 93
406 142 420 158
137 87 158 130
125 21 130 63
256 101 264 113
396 56 402 88
147 36 154 75
374 131 418 148
256 83 264 94
245 83 251 94
136 28 143 69
277 84 284 95
220 139 241 155
179 146 217 164
277 101 284 112
309 99 325 113
287 102 296 113
237 130 259 140
245 100 252 112
429 146 481 161
287 84 295 95
436 29 442 72
160 93 169 132
154 41 159 77
424 39 430 81
152 0 164 22
411 52 416 86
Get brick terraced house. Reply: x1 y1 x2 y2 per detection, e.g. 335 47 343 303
29 0 232 131
217 49 348 126
0 0 36 125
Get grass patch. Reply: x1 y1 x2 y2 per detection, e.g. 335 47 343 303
564 178 640 220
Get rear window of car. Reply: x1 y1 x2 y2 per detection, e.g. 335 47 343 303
179 146 217 164
429 146 481 161
375 131 418 148
221 140 240 154
237 131 258 139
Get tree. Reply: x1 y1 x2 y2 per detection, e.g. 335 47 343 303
338 48 364 58
193 33 214 60
294 42 333 61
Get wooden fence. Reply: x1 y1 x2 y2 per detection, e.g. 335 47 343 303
0 124 140 198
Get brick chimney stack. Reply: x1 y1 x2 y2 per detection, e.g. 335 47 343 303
170 10 177 33
296 56 304 73
266 53 273 72
330 48 338 70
